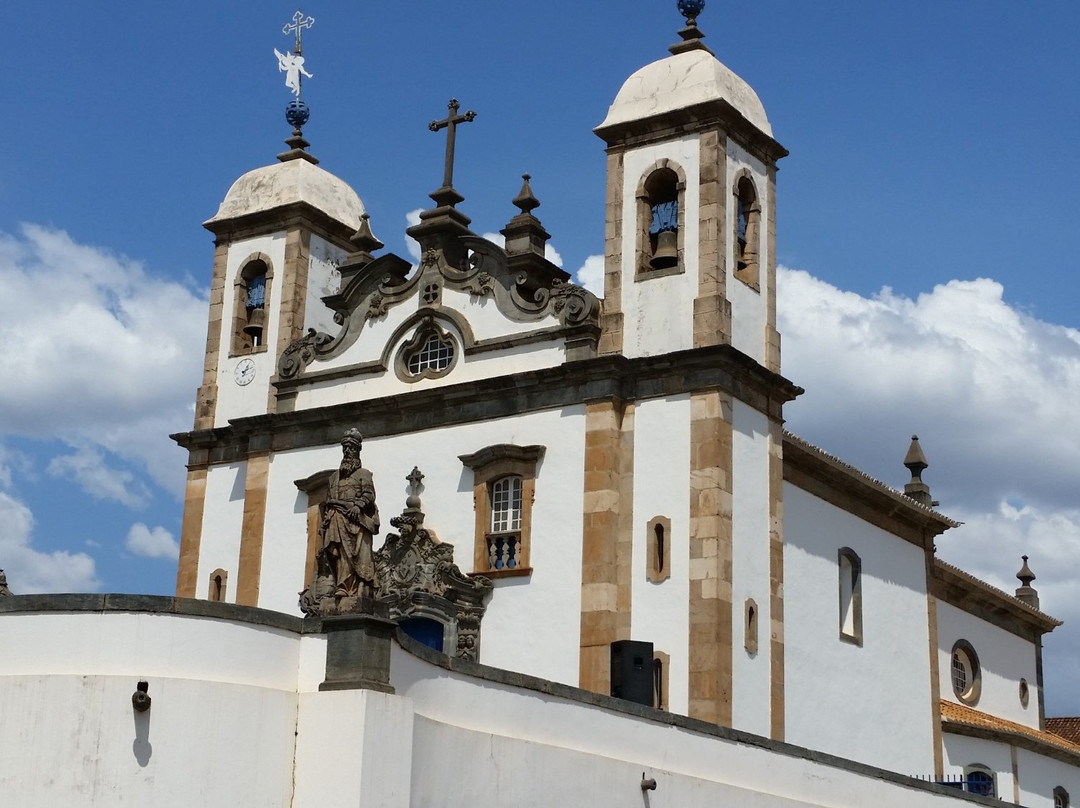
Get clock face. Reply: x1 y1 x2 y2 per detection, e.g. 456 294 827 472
234 358 256 386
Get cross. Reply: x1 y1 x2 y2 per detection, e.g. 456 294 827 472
429 99 476 191
283 10 315 54
406 466 425 492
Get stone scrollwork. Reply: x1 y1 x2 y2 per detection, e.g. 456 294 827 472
373 467 493 660
278 328 334 379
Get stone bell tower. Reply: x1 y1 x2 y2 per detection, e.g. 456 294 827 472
593 1 788 371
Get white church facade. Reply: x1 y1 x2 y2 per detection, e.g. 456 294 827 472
2 5 1079 807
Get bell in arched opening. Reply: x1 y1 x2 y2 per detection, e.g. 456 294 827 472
645 167 680 270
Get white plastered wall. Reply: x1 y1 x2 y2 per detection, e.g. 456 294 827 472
215 232 286 427
257 406 588 686
304 234 347 335
194 461 247 601
629 394 691 715
620 135 700 359
940 733 1014 800
727 141 769 365
730 400 771 735
782 482 935 775
936 599 1041 728
1016 746 1080 808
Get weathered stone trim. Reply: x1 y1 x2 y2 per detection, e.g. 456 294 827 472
925 549 945 778
396 631 1004 807
236 453 269 606
731 168 762 291
579 400 634 695
595 98 789 167
600 150 625 355
768 419 785 740
764 165 781 373
694 130 730 348
175 346 803 468
176 467 207 597
295 469 333 591
203 202 357 251
646 515 672 584
688 389 733 725
194 242 229 430
931 559 1061 639
783 432 956 547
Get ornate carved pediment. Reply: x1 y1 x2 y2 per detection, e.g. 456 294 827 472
373 468 492 660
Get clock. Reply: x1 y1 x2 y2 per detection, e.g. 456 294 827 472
234 358 256 386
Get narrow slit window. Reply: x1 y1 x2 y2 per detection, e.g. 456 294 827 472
838 548 862 645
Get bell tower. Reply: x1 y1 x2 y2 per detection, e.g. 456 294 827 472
593 1 788 371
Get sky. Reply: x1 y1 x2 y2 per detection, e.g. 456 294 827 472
4 2 1080 712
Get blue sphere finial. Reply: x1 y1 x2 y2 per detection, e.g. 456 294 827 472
285 98 310 130
678 0 705 23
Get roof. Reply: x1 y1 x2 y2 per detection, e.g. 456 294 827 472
598 48 772 137
942 701 1080 761
782 430 958 546
932 558 1061 635
1047 717 1080 745
206 158 365 232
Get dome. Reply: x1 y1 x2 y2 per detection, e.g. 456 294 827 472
206 158 365 231
598 48 772 137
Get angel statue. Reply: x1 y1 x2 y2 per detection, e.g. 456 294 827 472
274 49 313 97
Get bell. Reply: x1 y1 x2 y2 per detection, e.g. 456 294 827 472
650 229 678 270
243 307 266 339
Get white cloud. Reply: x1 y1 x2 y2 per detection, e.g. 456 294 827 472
0 489 99 593
545 245 563 268
0 225 205 498
776 266 1080 714
125 523 180 560
405 208 423 263
575 255 605 297
47 445 149 509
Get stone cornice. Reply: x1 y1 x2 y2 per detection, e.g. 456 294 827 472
932 559 1061 639
173 345 803 466
594 98 789 166
203 201 357 251
782 432 958 548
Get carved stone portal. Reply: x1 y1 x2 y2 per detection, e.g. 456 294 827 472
374 467 493 660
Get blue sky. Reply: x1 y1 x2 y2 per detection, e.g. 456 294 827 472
5 3 1080 712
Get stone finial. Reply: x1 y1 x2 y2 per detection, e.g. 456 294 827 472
903 435 935 508
502 173 551 258
404 466 424 514
1015 555 1040 609
346 214 385 264
670 0 713 56
512 174 540 216
0 569 11 596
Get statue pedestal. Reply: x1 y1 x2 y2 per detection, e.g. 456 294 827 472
319 606 397 693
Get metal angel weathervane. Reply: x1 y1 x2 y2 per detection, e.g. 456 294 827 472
276 10 314 131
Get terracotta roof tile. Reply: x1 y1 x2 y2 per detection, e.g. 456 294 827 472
941 701 1080 758
1047 717 1080 745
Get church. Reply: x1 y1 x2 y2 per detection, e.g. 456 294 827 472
2 4 1078 806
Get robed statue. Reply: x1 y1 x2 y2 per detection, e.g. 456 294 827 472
299 429 380 615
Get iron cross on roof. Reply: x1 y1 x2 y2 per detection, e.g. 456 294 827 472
283 10 314 54
429 99 476 193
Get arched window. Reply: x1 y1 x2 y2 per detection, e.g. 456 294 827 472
635 161 686 279
745 597 759 654
652 651 670 710
838 547 863 645
733 175 761 289
207 568 228 602
460 444 544 577
394 318 459 382
963 765 995 797
1055 786 1070 808
232 257 272 354
646 515 672 583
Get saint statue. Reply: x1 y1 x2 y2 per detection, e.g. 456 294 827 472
0 569 11 596
300 429 380 615
274 48 313 97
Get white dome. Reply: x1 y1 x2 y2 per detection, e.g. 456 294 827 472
207 158 365 231
598 48 772 137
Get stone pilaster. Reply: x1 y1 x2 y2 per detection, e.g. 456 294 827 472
694 131 730 348
194 242 229 430
688 389 733 725
764 164 781 373
768 420 785 740
175 467 207 598
235 453 270 606
925 549 944 778
579 399 635 694
599 151 625 356
271 228 311 414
